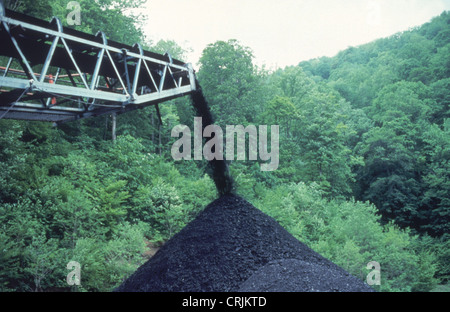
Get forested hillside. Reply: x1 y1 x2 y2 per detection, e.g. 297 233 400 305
0 0 448 292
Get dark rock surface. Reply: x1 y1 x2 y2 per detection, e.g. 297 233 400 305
115 194 374 292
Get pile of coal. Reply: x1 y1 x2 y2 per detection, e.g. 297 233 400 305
114 194 374 292
190 83 234 196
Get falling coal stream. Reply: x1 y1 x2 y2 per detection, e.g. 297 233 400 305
190 79 234 196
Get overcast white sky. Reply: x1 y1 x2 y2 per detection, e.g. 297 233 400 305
137 0 450 69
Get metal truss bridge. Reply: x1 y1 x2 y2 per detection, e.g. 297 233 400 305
0 3 197 123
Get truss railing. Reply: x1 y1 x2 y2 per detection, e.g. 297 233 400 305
0 3 196 123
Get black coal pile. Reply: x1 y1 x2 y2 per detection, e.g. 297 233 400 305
115 194 374 292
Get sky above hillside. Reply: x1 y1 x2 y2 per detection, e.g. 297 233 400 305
138 0 450 69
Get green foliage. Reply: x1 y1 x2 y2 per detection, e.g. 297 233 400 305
0 129 214 291
419 123 450 236
197 39 263 125
300 11 450 238
1 3 448 292
23 234 63 292
69 222 146 292
69 223 146 292
0 120 27 202
5 0 146 46
4 0 53 19
88 180 130 236
146 179 185 240
149 39 191 62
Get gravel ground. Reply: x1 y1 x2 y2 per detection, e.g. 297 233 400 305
114 194 374 292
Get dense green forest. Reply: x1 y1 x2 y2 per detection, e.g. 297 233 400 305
0 0 448 292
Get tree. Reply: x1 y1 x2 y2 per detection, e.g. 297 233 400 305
419 122 450 236
296 91 356 196
0 120 27 203
0 199 42 291
149 39 191 62
274 66 315 101
51 0 146 45
354 124 421 228
149 180 186 239
430 78 450 124
4 0 53 19
88 180 130 237
368 81 432 125
260 96 298 138
24 234 62 292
